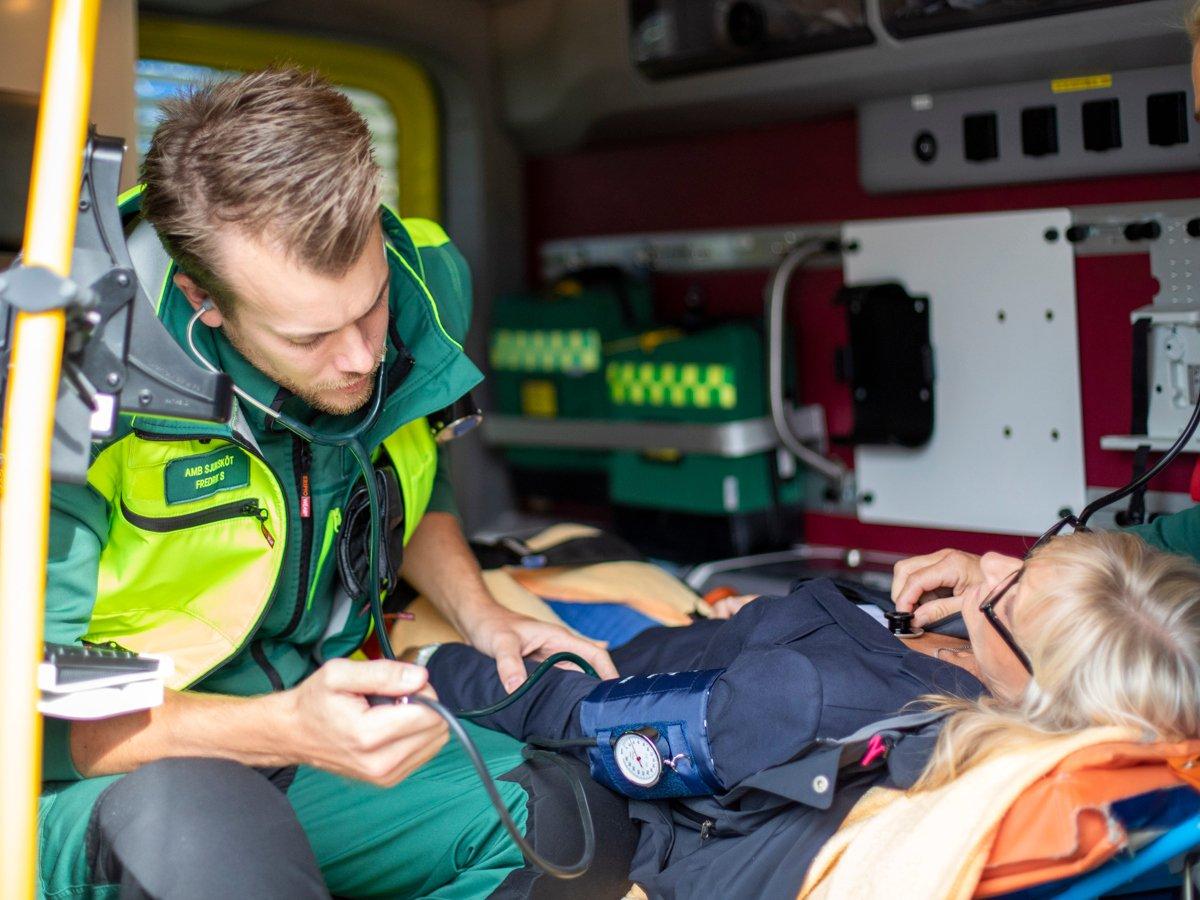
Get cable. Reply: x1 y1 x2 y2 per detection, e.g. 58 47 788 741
349 436 387 665
407 694 596 880
764 239 850 487
454 652 600 719
369 650 602 877
187 308 599 878
186 307 389 659
1078 386 1200 528
526 735 600 751
185 308 387 445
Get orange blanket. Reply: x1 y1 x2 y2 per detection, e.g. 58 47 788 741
800 728 1200 900
978 738 1200 896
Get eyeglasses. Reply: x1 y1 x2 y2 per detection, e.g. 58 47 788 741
979 567 1034 675
1027 514 1093 558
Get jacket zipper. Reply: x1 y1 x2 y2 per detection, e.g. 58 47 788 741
132 429 286 688
673 804 719 842
277 438 313 640
250 640 285 692
120 497 274 545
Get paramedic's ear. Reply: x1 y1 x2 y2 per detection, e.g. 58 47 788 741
175 272 224 328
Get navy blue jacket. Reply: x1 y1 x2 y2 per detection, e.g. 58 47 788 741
429 579 985 899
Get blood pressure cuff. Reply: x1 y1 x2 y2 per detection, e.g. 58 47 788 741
337 464 405 603
578 646 850 800
579 669 724 800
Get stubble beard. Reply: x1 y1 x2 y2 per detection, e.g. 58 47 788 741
223 326 383 417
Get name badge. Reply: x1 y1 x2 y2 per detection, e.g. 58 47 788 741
164 447 251 505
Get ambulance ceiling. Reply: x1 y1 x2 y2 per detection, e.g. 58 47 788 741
141 0 265 11
140 0 1194 153
493 0 1193 152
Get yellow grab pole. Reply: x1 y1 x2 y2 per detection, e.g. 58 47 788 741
0 0 102 895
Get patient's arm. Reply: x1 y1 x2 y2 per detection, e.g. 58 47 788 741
424 616 734 746
426 643 598 746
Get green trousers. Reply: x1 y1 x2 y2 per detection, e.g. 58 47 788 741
37 722 529 899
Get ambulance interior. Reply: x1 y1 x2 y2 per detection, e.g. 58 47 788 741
4 0 1200 896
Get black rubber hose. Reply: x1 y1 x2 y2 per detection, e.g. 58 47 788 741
526 735 600 751
366 645 602 879
409 694 596 879
455 652 601 719
1077 389 1200 528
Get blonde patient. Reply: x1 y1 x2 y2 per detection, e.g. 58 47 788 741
914 531 1200 788
721 531 1200 786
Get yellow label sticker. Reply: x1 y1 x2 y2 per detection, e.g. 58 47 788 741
1051 74 1113 94
521 380 558 418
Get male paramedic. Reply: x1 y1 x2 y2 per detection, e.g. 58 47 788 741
36 66 618 899
893 2 1200 636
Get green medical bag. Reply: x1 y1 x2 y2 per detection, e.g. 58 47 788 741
605 323 803 519
489 268 655 474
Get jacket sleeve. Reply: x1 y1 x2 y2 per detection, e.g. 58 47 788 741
425 445 459 518
408 220 473 346
1125 504 1200 560
41 481 111 782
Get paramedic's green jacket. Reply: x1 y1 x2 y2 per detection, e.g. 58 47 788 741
41 200 482 780
1129 506 1200 559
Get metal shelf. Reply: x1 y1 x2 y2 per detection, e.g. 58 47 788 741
538 199 1200 281
1100 434 1200 454
482 414 783 458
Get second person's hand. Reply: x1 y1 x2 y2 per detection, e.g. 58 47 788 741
465 609 619 693
891 548 985 627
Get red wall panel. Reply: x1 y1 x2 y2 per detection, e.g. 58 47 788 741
524 112 1200 556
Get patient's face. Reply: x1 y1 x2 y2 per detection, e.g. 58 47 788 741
962 552 1034 701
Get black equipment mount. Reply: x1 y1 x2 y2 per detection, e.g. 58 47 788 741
0 131 232 483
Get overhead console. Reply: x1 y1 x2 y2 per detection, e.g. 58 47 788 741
492 0 1186 152
630 0 873 80
878 0 1154 39
859 63 1195 192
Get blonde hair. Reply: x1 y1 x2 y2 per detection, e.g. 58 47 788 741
914 531 1200 791
141 66 382 309
1189 0 1200 44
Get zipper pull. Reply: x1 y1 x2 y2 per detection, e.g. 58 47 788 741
299 445 312 519
246 503 275 547
699 820 714 842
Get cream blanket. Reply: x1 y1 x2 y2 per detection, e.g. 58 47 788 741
799 725 1140 900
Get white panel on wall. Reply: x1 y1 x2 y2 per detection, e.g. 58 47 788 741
844 209 1084 536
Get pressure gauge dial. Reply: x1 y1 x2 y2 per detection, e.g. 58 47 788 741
614 731 663 788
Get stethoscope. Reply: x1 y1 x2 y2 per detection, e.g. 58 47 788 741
185 304 595 880
186 302 400 661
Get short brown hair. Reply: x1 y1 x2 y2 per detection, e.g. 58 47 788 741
141 66 382 307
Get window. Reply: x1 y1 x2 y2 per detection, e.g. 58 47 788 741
137 18 439 220
136 59 403 209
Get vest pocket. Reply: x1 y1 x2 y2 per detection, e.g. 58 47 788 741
119 498 275 546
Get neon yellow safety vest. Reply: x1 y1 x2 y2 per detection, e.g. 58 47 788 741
73 195 482 688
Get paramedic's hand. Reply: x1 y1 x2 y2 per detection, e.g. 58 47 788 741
892 549 985 628
287 658 448 787
465 610 619 693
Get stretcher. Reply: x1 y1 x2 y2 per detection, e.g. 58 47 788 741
999 787 1200 898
